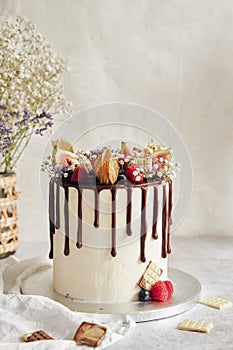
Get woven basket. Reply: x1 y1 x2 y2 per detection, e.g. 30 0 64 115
0 173 19 258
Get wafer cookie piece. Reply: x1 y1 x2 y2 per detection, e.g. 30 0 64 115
23 330 53 342
138 261 163 291
200 296 232 310
73 321 107 347
178 320 213 333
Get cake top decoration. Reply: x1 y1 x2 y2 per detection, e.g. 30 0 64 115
42 139 180 184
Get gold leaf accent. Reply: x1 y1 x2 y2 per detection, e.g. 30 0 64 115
94 147 119 184
52 139 74 152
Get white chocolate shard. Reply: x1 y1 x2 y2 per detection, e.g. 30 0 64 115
138 261 162 291
200 296 232 310
178 320 213 333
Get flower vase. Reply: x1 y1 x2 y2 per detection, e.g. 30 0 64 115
0 172 19 258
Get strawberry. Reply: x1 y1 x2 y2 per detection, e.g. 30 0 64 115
71 165 89 183
150 281 168 302
164 280 174 299
126 165 143 184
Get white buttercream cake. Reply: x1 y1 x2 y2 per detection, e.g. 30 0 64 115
46 140 178 302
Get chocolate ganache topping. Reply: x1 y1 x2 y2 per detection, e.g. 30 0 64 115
45 139 179 263
49 178 173 263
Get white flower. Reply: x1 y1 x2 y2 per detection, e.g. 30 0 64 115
0 16 72 116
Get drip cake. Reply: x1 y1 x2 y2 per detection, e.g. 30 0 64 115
45 140 179 302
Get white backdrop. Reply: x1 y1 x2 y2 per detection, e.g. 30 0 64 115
0 0 232 244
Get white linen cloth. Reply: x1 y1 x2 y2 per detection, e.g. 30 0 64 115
0 256 135 349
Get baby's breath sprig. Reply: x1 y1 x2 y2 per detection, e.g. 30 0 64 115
0 16 72 173
41 156 69 178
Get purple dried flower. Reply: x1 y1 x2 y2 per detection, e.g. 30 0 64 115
0 135 12 155
3 137 11 149
0 121 13 134
45 121 54 128
0 105 55 172
23 111 30 121
53 165 65 174
15 120 23 127
42 111 52 118
90 148 104 156
35 127 48 136
31 115 39 123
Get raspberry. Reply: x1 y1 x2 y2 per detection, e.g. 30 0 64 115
164 280 174 299
150 281 168 302
126 165 143 184
71 166 88 183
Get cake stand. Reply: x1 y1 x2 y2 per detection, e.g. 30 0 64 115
21 267 201 323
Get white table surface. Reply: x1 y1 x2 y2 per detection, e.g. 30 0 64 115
9 236 233 350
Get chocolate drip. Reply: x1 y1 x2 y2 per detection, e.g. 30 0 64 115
49 180 55 259
111 188 117 257
140 187 148 263
50 177 172 262
162 184 168 258
167 181 173 254
152 186 158 239
64 187 70 256
76 188 83 249
94 189 100 228
126 187 132 236
168 181 173 225
167 223 171 254
55 183 60 230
